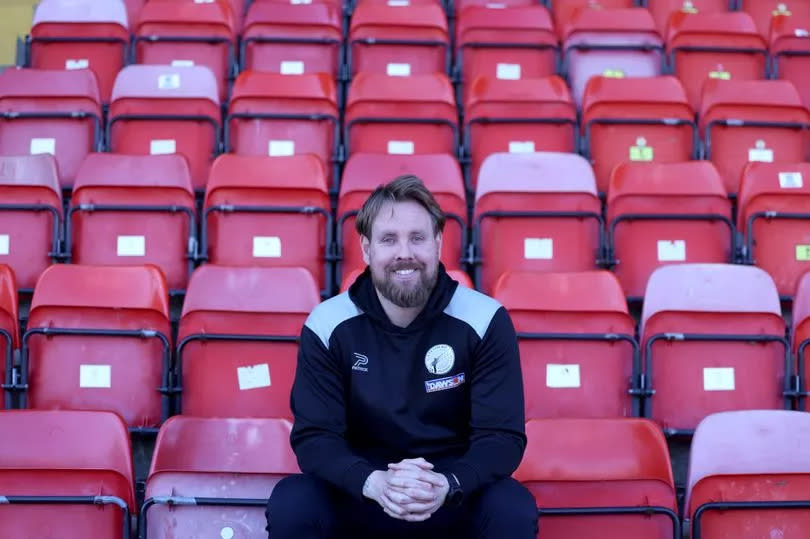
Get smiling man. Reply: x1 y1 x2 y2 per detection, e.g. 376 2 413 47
266 175 536 538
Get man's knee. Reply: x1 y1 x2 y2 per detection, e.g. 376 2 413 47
266 474 335 538
472 477 538 537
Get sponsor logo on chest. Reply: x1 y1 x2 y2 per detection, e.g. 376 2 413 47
424 344 464 393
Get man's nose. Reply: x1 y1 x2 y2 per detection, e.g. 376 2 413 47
395 238 414 259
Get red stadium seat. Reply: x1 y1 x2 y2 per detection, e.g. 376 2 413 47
344 72 458 158
142 416 298 538
22 265 172 429
739 0 810 38
176 266 319 418
473 152 603 294
795 271 810 408
27 0 130 104
454 4 557 103
0 265 18 409
454 0 535 15
108 65 221 192
124 0 146 27
337 152 467 281
738 162 810 300
339 266 474 292
68 153 196 293
493 271 638 419
582 75 696 194
607 161 734 301
686 410 810 538
0 68 102 189
699 79 809 196
551 0 635 35
0 155 61 291
769 14 810 108
0 410 135 539
514 417 678 539
463 76 577 193
134 0 237 102
202 154 332 296
241 1 343 78
646 0 730 36
667 11 767 109
348 3 449 77
226 71 339 191
641 264 789 435
563 8 664 107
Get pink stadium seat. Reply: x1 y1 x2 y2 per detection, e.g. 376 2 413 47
0 266 18 409
738 162 810 300
177 266 319 419
22 265 172 429
241 1 343 78
454 4 557 103
607 162 733 300
28 0 130 104
562 8 664 107
667 11 767 109
142 416 298 538
514 418 678 539
551 0 635 35
337 152 467 280
646 0 730 36
348 3 449 77
226 71 339 191
795 272 810 408
134 0 237 102
769 14 810 108
0 68 102 189
108 65 221 192
686 410 810 538
202 154 332 296
641 264 789 435
473 152 603 293
739 0 810 38
0 410 135 539
339 266 474 292
0 155 61 291
463 76 577 193
493 271 638 419
582 75 696 194
68 153 196 293
699 79 809 196
344 72 458 158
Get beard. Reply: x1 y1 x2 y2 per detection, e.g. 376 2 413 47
372 260 439 308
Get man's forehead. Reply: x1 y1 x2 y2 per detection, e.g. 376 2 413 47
371 200 433 233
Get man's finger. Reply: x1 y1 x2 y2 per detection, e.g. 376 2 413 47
401 511 433 522
388 468 446 488
386 484 436 502
386 475 433 491
379 491 408 517
400 500 437 514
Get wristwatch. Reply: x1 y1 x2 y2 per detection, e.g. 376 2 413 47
443 472 464 507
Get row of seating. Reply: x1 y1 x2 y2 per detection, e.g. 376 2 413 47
1 408 808 538
2 262 810 435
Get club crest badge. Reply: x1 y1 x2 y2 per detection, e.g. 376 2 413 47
425 344 455 375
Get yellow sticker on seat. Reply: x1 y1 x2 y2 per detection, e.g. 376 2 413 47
602 69 625 78
709 70 731 80
797 245 810 261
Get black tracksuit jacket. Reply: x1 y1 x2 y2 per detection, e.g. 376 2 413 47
289 265 527 502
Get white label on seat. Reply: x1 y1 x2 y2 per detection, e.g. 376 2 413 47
158 73 181 90
221 527 235 539
485 2 506 7
66 58 89 70
509 141 535 153
194 0 215 4
388 141 414 154
749 140 773 163
237 363 272 390
150 139 176 155
269 140 295 156
117 235 145 256
779 171 803 188
795 28 810 38
524 238 553 260
388 0 410 5
80 364 111 388
280 61 305 75
657 240 686 262
0 235 9 255
30 138 55 156
387 63 411 77
546 364 581 388
496 63 521 80
291 0 313 4
704 367 735 391
171 59 195 67
253 236 282 258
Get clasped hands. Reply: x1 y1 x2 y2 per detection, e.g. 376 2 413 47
363 457 450 522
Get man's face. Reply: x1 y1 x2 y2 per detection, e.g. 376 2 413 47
361 200 442 309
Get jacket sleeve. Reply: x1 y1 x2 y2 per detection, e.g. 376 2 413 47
442 307 527 500
289 324 376 500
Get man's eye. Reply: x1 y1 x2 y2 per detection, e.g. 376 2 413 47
381 237 395 245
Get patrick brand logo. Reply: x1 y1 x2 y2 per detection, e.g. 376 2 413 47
352 353 369 372
425 373 465 393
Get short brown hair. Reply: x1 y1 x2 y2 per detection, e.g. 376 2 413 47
355 174 446 240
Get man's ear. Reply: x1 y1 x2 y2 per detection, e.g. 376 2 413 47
361 234 370 265
435 231 443 254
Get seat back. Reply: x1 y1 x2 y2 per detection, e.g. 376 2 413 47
0 409 135 539
740 0 810 38
794 272 810 409
647 0 730 35
551 0 635 35
0 264 18 409
177 266 320 418
770 15 810 108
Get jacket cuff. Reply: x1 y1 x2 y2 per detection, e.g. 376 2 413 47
445 462 481 502
342 460 377 501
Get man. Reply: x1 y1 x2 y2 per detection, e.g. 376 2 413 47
267 175 537 538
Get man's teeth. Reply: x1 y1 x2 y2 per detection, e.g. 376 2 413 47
395 269 416 275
